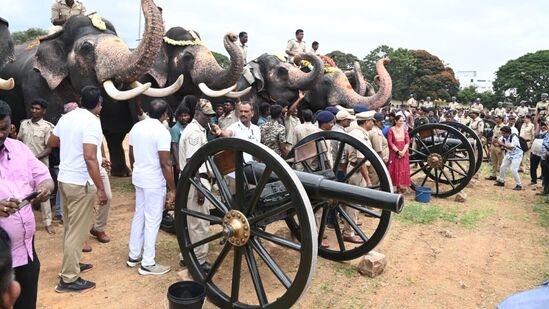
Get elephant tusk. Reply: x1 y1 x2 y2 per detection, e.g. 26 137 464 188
198 83 236 97
130 75 184 98
103 80 151 101
224 86 252 99
0 77 15 91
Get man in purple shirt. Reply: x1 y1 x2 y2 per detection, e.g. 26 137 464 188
0 100 54 309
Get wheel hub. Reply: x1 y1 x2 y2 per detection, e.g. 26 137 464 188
222 210 250 246
427 153 444 168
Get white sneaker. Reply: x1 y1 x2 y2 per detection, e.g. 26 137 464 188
138 264 171 276
126 257 142 268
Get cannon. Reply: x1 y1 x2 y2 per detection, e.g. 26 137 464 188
408 123 476 197
175 136 403 308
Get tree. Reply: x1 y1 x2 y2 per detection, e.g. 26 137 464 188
325 50 359 70
493 50 549 104
11 28 47 45
362 45 394 80
408 50 459 101
211 51 230 69
457 85 478 104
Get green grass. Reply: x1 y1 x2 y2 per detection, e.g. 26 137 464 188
109 177 135 193
334 263 355 278
532 198 549 227
397 201 493 229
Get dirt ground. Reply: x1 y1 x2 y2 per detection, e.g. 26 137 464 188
32 164 548 308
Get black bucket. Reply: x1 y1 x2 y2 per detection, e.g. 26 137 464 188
167 281 205 309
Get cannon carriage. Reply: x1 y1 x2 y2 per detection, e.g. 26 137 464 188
174 135 403 308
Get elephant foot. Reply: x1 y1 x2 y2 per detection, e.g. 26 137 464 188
111 165 132 177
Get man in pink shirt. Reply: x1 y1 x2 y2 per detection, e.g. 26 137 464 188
0 100 54 309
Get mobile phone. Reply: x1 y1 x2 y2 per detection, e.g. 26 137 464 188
17 191 39 210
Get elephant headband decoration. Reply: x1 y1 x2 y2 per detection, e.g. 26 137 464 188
89 14 107 31
163 30 204 47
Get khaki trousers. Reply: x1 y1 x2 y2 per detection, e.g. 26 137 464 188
491 147 504 177
343 166 364 236
93 167 112 232
187 178 210 264
520 141 533 172
59 182 96 283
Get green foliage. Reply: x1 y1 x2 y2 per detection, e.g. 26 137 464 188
533 198 549 227
211 51 230 69
457 86 498 108
493 50 549 104
459 208 494 229
397 201 493 228
399 202 442 224
11 28 47 45
334 264 355 278
325 50 360 70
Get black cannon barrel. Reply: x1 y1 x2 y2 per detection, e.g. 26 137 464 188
245 162 404 213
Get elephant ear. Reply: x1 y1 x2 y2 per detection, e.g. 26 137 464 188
249 61 264 93
147 46 168 87
33 38 69 90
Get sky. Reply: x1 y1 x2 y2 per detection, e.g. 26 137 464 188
3 0 548 79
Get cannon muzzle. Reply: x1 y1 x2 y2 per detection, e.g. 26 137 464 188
245 162 404 213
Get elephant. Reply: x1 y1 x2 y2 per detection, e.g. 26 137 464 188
345 61 376 97
0 0 169 176
0 17 14 90
231 52 325 107
138 26 247 113
303 58 392 112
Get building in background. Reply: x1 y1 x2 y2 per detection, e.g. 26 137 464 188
456 71 494 93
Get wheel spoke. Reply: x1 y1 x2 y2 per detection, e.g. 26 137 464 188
230 247 244 303
443 164 467 177
453 160 469 175
441 131 450 147
343 157 368 182
332 213 346 251
411 166 426 177
439 167 457 190
180 208 223 224
244 167 273 216
249 201 293 225
317 207 329 244
445 157 472 162
244 244 268 306
250 238 292 289
416 136 431 154
410 147 428 157
344 203 382 219
207 156 233 206
434 168 440 195
420 167 433 187
253 228 301 251
189 178 228 214
234 151 245 211
316 140 328 170
441 143 461 158
206 242 231 281
187 232 224 250
332 141 346 175
336 206 369 243
302 160 315 173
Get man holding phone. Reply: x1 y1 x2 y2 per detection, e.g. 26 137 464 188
0 100 54 309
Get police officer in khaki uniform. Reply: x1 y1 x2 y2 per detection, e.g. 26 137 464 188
494 102 506 118
535 93 549 124
485 115 505 180
285 29 306 64
471 98 484 112
51 0 86 26
468 108 484 137
18 99 55 234
407 94 418 109
520 115 535 172
448 97 460 111
344 111 376 244
368 112 389 186
178 99 216 272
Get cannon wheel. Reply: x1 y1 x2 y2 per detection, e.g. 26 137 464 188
409 123 476 197
286 131 392 261
175 138 317 308
442 121 482 174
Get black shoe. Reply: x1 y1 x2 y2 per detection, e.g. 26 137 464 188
200 262 212 274
513 185 522 191
485 176 497 181
494 181 505 187
55 277 96 293
79 263 93 273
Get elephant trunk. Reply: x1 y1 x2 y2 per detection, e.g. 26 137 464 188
205 33 244 89
98 0 164 84
338 58 392 110
289 52 324 90
351 61 367 96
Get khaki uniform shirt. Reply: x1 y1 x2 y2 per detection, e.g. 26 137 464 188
218 111 237 130
471 102 484 111
448 102 460 111
237 42 248 63
422 101 434 109
369 126 389 163
515 106 529 116
284 114 301 146
469 117 484 137
520 122 535 142
17 118 54 166
536 101 549 115
494 107 506 117
346 127 372 186
460 115 471 126
492 123 504 142
286 38 306 62
178 119 208 173
293 122 320 145
51 0 86 24
407 98 418 108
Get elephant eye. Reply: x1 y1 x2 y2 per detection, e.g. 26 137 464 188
79 41 95 53
277 67 288 76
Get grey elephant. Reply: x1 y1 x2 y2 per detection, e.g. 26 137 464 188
0 0 169 176
231 53 325 106
0 17 14 90
138 26 247 112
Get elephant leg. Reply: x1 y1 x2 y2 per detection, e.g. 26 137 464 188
105 132 131 177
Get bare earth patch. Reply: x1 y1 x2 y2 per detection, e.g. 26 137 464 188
34 164 548 308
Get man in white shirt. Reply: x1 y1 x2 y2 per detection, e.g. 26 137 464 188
286 29 306 64
309 41 319 55
48 86 107 293
237 32 248 63
127 99 176 276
